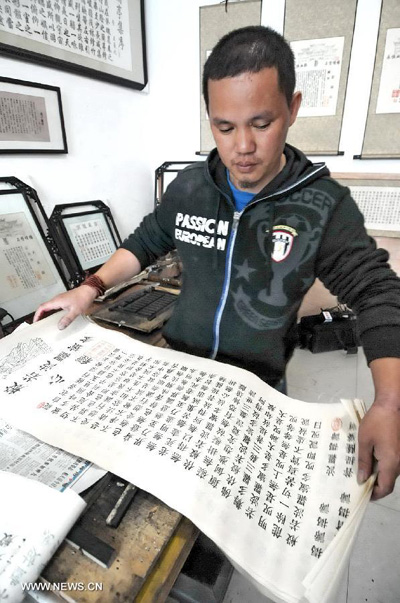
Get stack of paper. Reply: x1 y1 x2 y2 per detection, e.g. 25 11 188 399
0 471 85 603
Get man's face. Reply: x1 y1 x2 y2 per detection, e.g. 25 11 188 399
208 67 301 194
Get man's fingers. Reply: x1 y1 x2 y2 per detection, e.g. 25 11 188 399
371 452 399 500
357 406 400 500
58 313 74 330
33 302 61 323
371 479 395 501
357 435 374 484
57 307 83 330
371 467 396 500
34 288 97 327
34 299 76 329
33 305 47 322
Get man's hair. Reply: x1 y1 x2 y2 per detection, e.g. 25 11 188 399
202 25 296 111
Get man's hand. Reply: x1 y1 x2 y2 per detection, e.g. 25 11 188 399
358 357 400 500
358 403 400 500
33 249 142 330
33 285 98 330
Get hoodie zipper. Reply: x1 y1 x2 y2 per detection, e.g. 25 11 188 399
208 162 327 361
210 210 240 359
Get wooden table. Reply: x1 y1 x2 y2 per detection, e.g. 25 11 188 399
42 482 199 602
41 284 199 602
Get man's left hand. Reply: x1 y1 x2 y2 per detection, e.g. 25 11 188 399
358 404 400 500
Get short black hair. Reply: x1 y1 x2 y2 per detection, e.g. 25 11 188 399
202 25 296 111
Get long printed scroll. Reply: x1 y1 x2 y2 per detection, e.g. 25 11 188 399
0 314 373 603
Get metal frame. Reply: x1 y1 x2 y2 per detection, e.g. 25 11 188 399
0 177 68 330
49 201 122 287
154 162 196 207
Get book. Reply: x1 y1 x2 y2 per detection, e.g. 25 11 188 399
0 313 374 603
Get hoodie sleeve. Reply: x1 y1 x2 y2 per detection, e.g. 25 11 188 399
315 186 400 364
119 189 178 269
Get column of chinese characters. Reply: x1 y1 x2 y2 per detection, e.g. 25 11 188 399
4 246 44 289
229 391 267 520
343 421 357 479
73 220 113 263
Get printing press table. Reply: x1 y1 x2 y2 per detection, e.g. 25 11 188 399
42 475 198 602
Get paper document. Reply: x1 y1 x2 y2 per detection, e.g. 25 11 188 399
376 28 400 114
0 470 85 603
0 418 104 494
0 314 373 603
291 37 344 117
0 322 105 494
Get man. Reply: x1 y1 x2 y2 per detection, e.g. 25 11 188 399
35 26 400 501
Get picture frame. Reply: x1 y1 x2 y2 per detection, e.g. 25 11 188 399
49 201 122 287
0 0 147 91
154 162 196 207
0 177 68 327
0 77 68 154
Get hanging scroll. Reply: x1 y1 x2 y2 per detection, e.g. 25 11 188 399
359 0 400 158
284 0 357 155
199 1 262 154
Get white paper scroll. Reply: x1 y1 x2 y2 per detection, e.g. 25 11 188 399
0 314 373 603
291 37 344 117
376 28 400 114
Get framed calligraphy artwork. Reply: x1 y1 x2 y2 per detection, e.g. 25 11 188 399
0 77 67 154
49 200 122 286
0 178 67 326
0 0 147 90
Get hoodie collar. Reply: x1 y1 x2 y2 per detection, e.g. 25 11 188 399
206 143 330 203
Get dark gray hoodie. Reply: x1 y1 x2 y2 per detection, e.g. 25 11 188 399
121 145 400 386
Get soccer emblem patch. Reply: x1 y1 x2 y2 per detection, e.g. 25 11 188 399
271 225 298 262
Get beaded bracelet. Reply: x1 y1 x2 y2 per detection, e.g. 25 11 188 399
81 274 107 297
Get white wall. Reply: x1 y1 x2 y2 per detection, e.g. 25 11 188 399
0 56 153 240
0 0 398 242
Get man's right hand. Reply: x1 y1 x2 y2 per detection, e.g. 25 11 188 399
33 285 98 330
34 249 143 330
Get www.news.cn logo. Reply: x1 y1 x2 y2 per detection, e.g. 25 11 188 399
22 582 103 593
